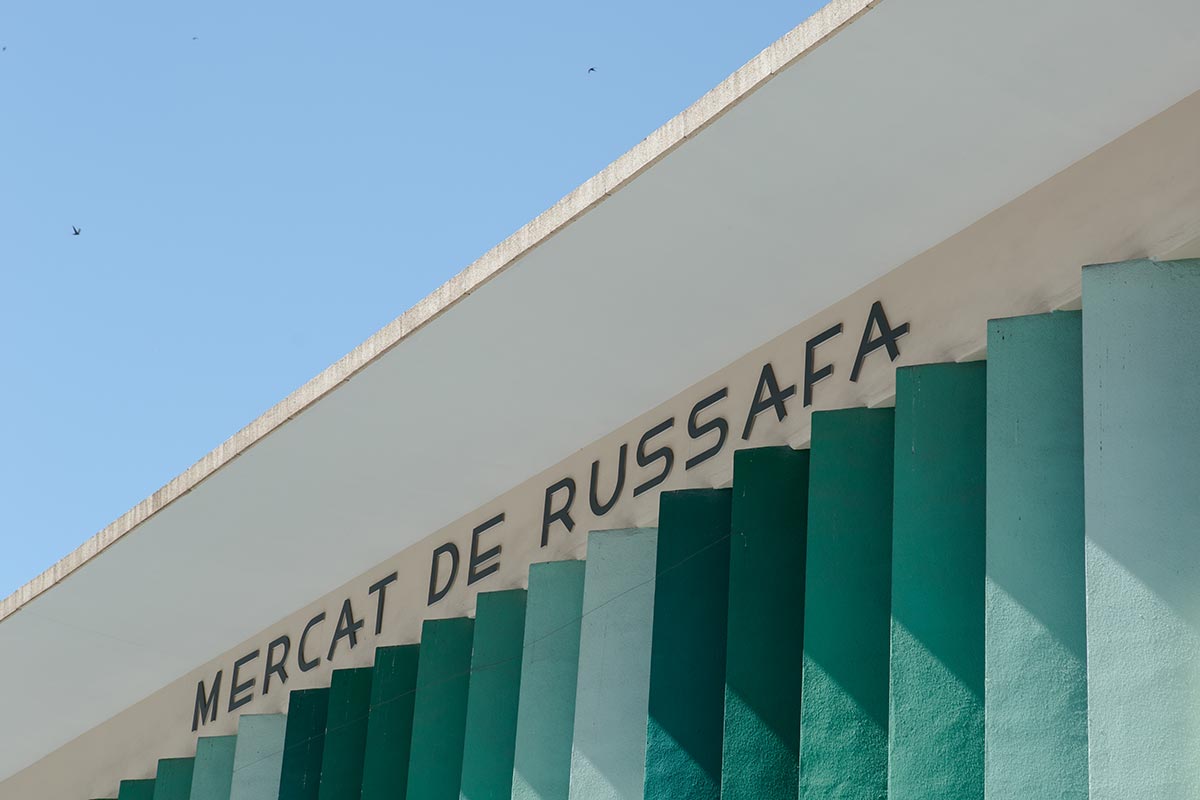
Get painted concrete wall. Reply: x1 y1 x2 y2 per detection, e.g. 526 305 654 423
888 363 986 799
800 408 893 799
985 312 1088 799
1082 259 1200 799
722 447 808 800
190 735 236 800
279 688 329 800
153 758 194 800
119 779 156 800
229 715 286 800
318 668 374 800
361 645 420 800
512 561 587 800
407 617 475 800
569 528 658 800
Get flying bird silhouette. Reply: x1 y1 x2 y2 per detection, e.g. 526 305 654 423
72 226 81 236
588 67 596 73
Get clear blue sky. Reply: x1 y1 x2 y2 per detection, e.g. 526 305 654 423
0 1 823 597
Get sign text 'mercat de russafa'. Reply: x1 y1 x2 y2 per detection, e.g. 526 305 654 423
190 300 909 731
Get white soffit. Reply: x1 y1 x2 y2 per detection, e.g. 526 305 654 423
5 0 1200 780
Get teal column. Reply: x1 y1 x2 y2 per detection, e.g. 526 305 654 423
190 736 237 800
800 408 894 799
319 667 374 800
406 617 475 800
119 780 156 800
1082 258 1200 798
280 688 330 800
230 714 287 800
569 528 658 800
153 758 195 800
512 560 587 800
888 362 986 799
985 311 1087 799
361 645 421 800
644 489 732 800
721 447 808 800
459 589 528 800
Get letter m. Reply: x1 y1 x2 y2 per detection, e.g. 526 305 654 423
192 670 223 732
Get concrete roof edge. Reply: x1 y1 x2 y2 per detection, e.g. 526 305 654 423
0 0 881 624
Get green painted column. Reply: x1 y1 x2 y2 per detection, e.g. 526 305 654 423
280 688 331 800
230 714 287 800
721 447 808 800
361 645 421 800
800 408 894 799
406 617 475 800
190 736 237 800
644 489 732 800
120 779 157 800
512 560 587 800
459 589 528 800
153 758 195 800
319 668 375 800
568 528 658 800
985 311 1087 800
1082 259 1200 798
888 362 986 800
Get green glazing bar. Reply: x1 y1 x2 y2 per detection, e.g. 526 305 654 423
568 528 658 800
406 617 475 800
318 667 375 800
512 560 587 800
985 312 1087 800
1082 259 1200 798
644 489 732 800
119 779 157 800
459 588 529 800
153 758 195 800
279 688 331 800
800 408 894 799
721 447 809 800
230 714 287 800
361 645 421 800
190 735 237 800
888 362 986 799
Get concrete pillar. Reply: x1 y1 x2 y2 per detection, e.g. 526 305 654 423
459 589 528 800
644 489 732 800
512 560 587 800
279 688 330 800
721 447 809 800
1082 258 1200 799
230 715 286 800
888 362 986 799
985 311 1087 799
406 617 475 800
361 645 421 800
152 758 195 800
190 735 237 800
119 779 156 800
800 408 894 798
319 668 374 800
568 528 658 800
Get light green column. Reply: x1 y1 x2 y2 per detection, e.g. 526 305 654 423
153 758 195 800
230 714 287 800
800 408 894 799
569 528 658 800
888 362 986 799
644 489 732 800
407 617 475 800
460 589 528 800
1082 258 1200 798
190 735 237 800
279 688 330 800
361 645 421 800
722 447 808 800
985 311 1087 799
119 779 156 800
512 560 587 800
319 667 375 800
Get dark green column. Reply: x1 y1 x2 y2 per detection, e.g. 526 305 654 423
190 735 237 800
459 589 529 800
800 408 894 798
118 779 156 800
361 645 420 800
644 489 732 800
888 362 986 799
721 447 808 800
279 687 331 800
319 667 374 800
152 758 194 800
405 617 475 800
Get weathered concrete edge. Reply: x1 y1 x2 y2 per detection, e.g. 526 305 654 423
0 0 882 623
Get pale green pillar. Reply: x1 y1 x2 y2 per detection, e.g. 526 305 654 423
230 714 286 800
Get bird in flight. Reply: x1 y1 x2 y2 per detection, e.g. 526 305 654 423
588 67 596 74
72 226 81 236
192 36 198 41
